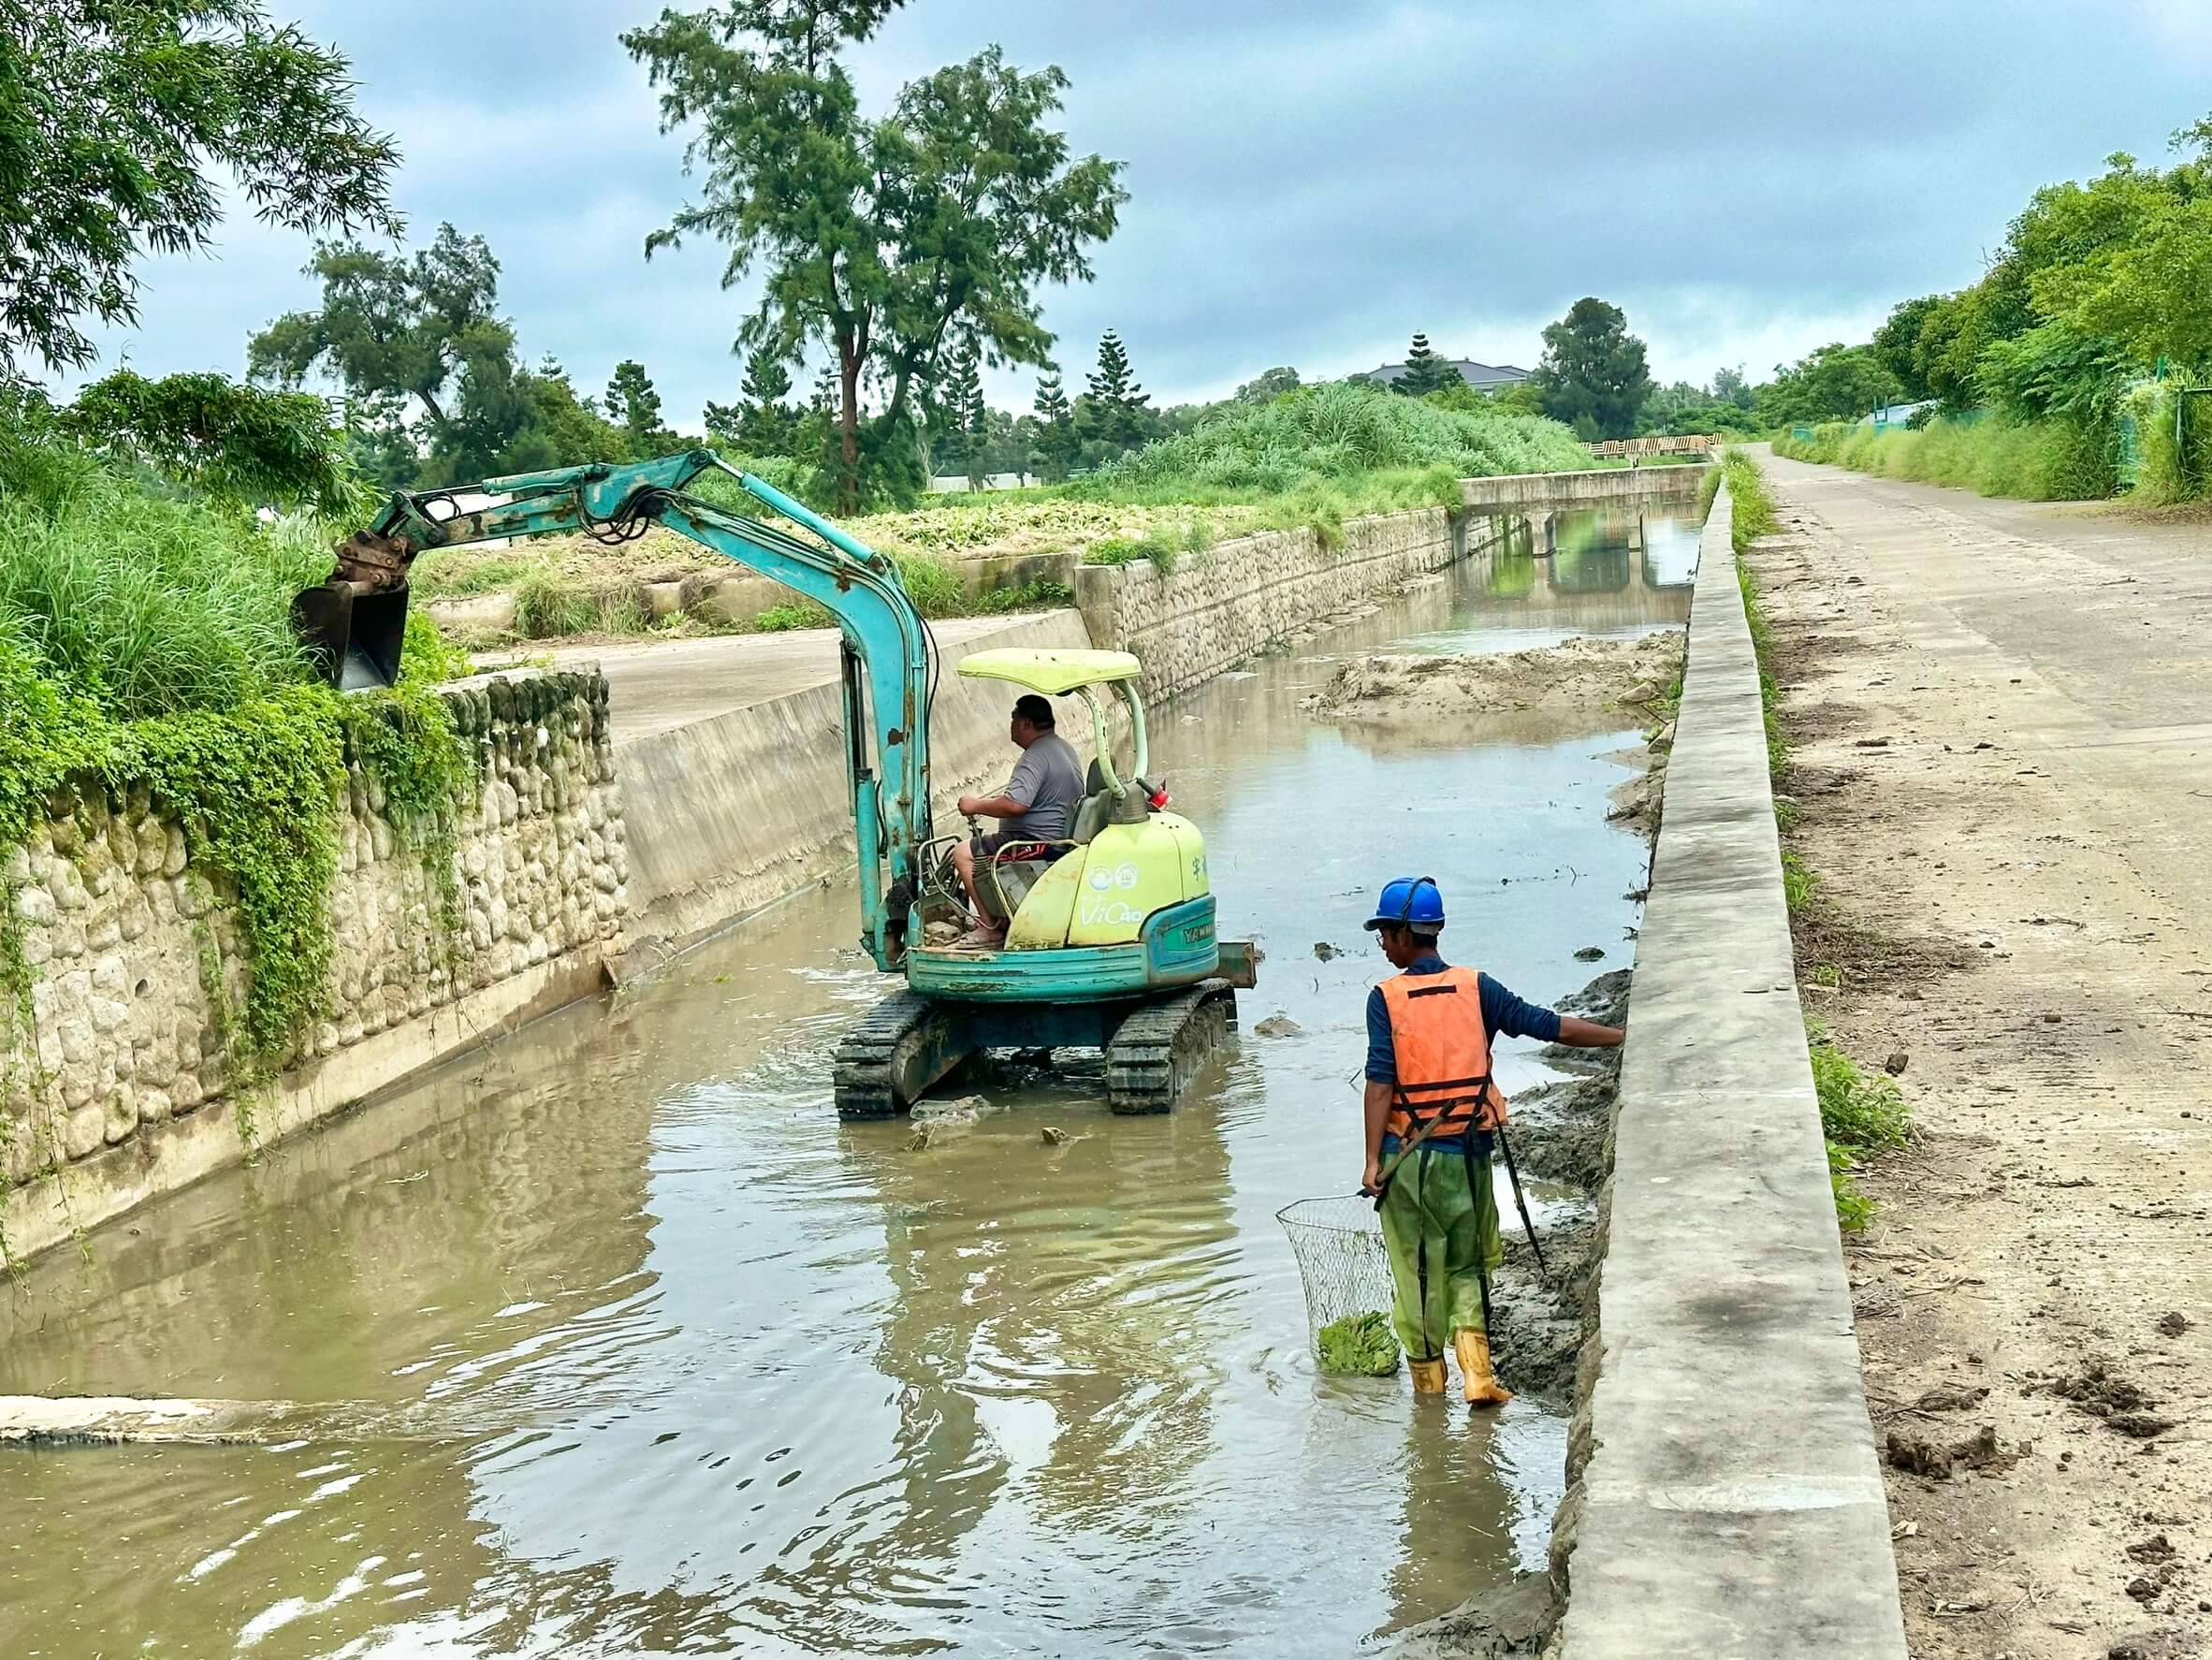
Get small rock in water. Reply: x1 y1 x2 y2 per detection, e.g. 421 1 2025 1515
1573 945 1605 962
1253 1013 1302 1038
1041 1126 1071 1146
1885 1051 1909 1077
1312 941 1339 961
2157 1310 2192 1337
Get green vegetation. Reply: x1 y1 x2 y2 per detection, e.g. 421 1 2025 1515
1774 416 2115 502
1530 297 1654 441
1316 1310 1402 1376
1 5 399 376
1719 450 1910 1233
1812 1030 1911 1233
0 430 473 1096
1776 113 2212 504
1083 380 1588 499
1725 453 1790 790
623 3 1126 511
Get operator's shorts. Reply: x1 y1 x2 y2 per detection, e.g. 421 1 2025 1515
973 829 1052 862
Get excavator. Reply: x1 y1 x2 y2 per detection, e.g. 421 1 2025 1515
292 449 1255 1118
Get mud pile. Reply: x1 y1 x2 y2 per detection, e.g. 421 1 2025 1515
1314 631 1683 728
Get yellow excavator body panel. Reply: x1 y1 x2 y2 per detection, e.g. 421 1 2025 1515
1005 814 1209 949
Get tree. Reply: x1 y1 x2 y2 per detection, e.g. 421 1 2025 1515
623 4 1127 511
1031 371 1078 481
60 369 363 516
1533 299 1653 439
1759 342 1900 425
251 226 506 430
1871 295 1948 403
1083 329 1152 451
1395 333 1458 397
1235 366 1302 401
0 3 400 373
707 348 798 454
936 340 986 486
605 359 673 455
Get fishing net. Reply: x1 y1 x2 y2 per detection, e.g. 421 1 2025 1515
1275 1194 1397 1359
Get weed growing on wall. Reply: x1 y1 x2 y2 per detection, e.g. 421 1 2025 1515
0 442 477 1166
1811 1028 1911 1232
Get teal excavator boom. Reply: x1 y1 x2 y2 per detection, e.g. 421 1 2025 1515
293 450 933 970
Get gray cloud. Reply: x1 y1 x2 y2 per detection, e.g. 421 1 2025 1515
61 1 2212 429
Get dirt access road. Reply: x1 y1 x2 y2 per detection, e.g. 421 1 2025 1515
1746 451 2210 1660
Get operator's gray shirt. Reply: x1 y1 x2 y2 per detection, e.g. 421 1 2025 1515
1001 731 1084 841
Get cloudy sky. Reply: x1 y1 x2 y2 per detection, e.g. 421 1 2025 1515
67 0 2212 425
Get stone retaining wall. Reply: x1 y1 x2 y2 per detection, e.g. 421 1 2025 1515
1070 508 1470 702
1 669 623 1262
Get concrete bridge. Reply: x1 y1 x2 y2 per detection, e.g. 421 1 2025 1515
1458 463 1707 517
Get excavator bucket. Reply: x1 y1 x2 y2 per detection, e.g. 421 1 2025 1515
294 577 410 692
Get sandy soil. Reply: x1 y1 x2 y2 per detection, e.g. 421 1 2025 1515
1315 631 1683 726
1748 452 2212 1660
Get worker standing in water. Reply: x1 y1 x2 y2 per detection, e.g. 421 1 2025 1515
1361 877 1624 1405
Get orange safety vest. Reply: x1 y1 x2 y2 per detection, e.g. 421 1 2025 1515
1378 965 1508 1140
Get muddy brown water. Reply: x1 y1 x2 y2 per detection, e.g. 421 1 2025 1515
0 509 1695 1658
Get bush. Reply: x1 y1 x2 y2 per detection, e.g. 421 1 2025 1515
1 433 476 1089
0 432 325 721
1081 381 1589 501
1773 415 2117 502
512 571 602 640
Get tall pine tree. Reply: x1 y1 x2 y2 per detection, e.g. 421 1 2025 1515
1395 332 1458 397
938 342 986 487
605 358 669 454
1084 329 1151 451
1032 371 1077 481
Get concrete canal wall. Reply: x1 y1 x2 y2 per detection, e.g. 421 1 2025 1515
1070 506 1478 704
1550 484 1908 1656
1 670 623 1264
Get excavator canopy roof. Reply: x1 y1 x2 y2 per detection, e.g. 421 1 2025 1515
955 647 1142 696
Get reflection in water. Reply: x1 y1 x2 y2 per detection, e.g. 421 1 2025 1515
1404 505 1700 658
0 549 1665 1656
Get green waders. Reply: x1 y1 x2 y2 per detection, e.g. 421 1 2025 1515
1378 1135 1503 1361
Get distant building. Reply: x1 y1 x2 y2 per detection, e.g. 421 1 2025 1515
1362 358 1532 392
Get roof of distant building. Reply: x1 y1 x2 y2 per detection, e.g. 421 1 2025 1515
1365 358 1532 389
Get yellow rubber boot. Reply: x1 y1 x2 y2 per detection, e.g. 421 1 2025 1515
1408 1355 1449 1396
1455 1329 1513 1407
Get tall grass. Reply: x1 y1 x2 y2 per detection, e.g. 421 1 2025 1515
0 432 327 721
1774 416 2115 502
1080 381 1589 501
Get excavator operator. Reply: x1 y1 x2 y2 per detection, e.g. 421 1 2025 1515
951 693 1084 949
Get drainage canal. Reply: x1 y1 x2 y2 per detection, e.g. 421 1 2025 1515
0 504 1695 1656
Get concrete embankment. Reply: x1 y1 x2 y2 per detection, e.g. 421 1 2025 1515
1072 506 1481 703
1 671 624 1263
1550 483 1908 1656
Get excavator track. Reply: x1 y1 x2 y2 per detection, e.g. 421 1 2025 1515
832 991 973 1120
1104 980 1239 1114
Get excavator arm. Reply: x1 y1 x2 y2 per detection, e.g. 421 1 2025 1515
295 450 934 970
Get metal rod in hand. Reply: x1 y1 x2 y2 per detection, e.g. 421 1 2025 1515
1495 1124 1550 1284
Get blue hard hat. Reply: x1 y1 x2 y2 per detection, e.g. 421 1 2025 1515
1363 876 1446 931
